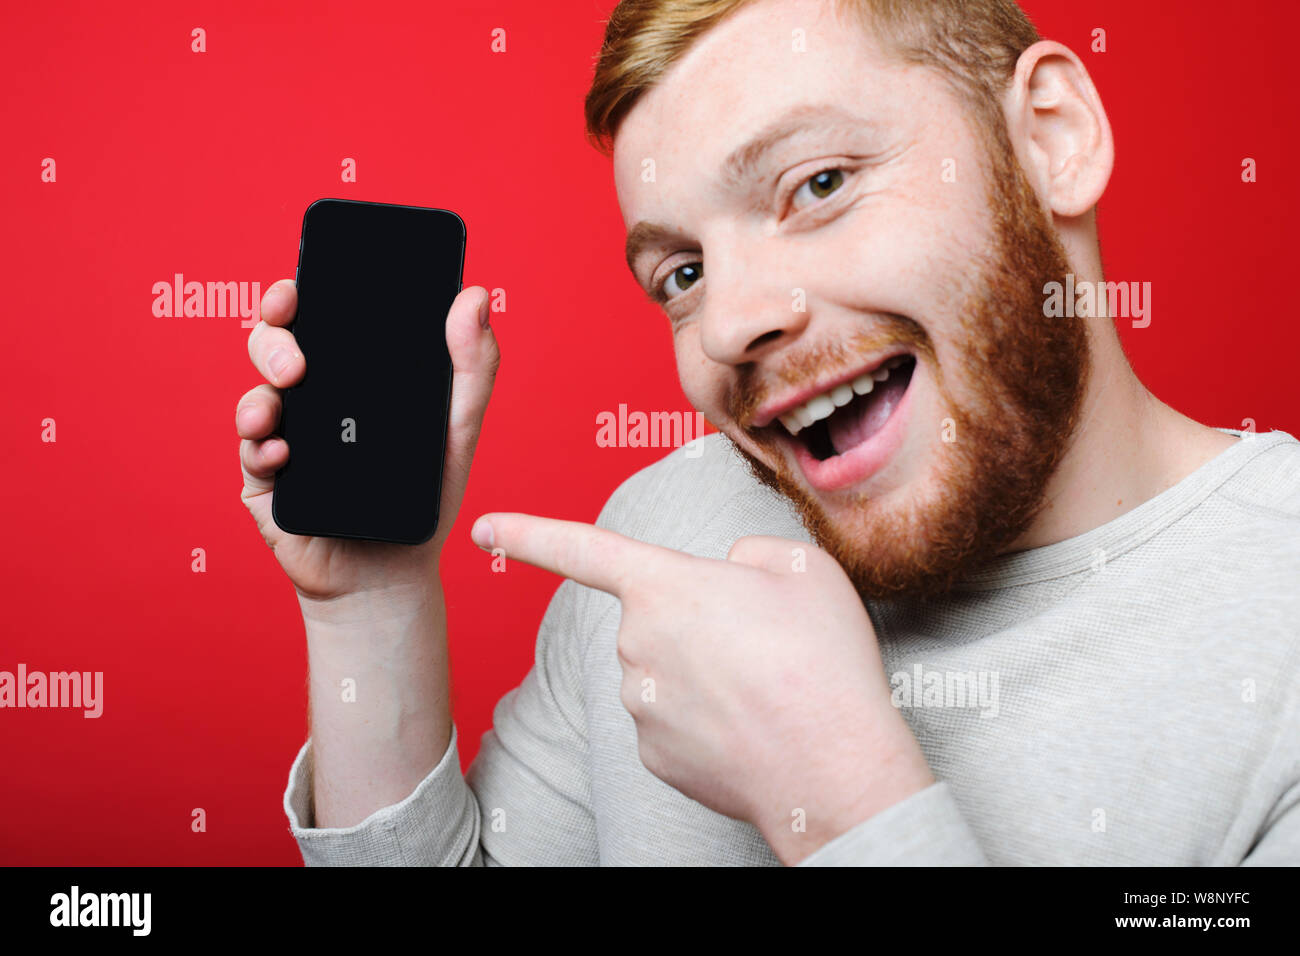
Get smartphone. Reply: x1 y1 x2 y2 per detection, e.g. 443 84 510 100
271 198 466 545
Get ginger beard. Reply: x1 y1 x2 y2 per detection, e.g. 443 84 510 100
724 121 1091 601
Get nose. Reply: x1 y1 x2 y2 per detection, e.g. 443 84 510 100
696 248 812 367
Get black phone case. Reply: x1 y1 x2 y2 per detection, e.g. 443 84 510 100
271 198 465 545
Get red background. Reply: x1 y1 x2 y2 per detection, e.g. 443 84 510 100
2 0 1296 864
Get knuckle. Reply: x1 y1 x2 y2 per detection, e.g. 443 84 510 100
256 323 287 351
236 387 281 435
253 383 282 407
619 676 640 714
637 739 662 778
258 325 287 355
727 536 758 562
615 630 635 666
246 320 265 357
732 534 782 560
243 437 275 473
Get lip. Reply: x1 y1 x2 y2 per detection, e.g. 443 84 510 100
785 361 917 492
750 349 914 429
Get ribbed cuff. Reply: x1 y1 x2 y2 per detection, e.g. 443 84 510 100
798 781 988 866
283 724 481 866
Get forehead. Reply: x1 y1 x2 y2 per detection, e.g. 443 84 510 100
610 0 917 220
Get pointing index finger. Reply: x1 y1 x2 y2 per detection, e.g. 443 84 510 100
471 512 683 597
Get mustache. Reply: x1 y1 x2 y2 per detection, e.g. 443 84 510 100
728 314 934 430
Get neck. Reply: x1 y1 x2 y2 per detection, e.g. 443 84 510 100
1006 322 1238 553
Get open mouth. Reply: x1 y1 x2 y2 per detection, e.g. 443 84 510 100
760 353 918 492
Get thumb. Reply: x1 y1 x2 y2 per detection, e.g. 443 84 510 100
440 285 500 522
726 535 816 575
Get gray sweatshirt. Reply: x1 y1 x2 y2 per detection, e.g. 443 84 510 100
283 428 1300 865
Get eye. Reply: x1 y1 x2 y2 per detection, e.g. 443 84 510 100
659 261 703 301
791 168 845 211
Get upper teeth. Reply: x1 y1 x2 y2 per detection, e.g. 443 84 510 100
777 356 907 437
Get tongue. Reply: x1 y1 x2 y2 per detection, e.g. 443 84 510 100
827 374 909 457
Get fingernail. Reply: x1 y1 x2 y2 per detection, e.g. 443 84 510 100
470 517 494 549
478 290 491 330
268 347 293 382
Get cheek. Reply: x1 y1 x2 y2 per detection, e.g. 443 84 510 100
672 327 725 417
875 218 977 317
866 182 997 396
830 151 993 316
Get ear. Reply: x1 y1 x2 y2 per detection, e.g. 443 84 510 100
1004 40 1114 218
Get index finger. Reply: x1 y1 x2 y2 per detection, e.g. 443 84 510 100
471 512 688 597
258 278 298 327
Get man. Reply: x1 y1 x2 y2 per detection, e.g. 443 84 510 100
237 0 1300 865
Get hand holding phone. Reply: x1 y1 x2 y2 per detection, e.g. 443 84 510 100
235 199 499 603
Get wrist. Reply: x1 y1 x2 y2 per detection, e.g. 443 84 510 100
299 576 444 633
759 713 934 865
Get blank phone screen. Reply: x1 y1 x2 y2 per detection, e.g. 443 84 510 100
272 198 465 545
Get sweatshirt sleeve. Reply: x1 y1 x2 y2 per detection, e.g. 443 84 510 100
284 723 485 866
796 781 989 866
281 574 600 866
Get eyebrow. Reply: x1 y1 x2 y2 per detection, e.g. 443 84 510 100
623 102 874 284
